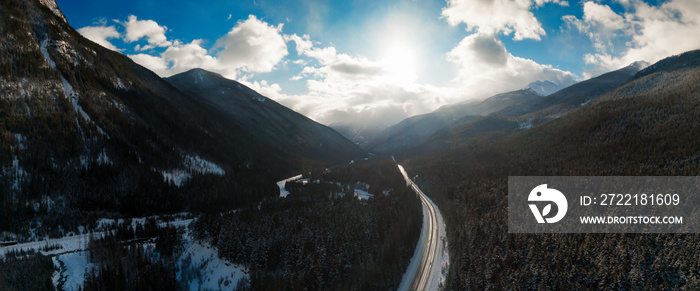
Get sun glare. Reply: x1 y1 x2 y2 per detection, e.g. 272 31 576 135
381 45 417 85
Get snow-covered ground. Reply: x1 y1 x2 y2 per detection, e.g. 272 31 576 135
55 251 92 291
177 237 249 290
0 232 105 257
1 213 246 291
277 174 302 198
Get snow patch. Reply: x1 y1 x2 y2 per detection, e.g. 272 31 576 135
97 149 111 165
56 251 93 291
162 170 191 187
185 155 225 176
115 78 126 90
38 0 67 22
14 134 26 150
40 40 56 69
160 155 225 186
61 77 94 125
178 239 249 291
353 189 374 200
277 175 303 198
519 119 533 130
5 157 27 191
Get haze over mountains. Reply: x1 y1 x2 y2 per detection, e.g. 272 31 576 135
364 62 645 156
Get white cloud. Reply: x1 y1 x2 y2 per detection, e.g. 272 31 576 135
122 15 172 49
214 15 288 73
442 0 569 41
77 25 121 51
268 34 448 129
160 40 222 76
565 0 700 77
81 13 577 132
583 2 626 30
114 15 289 80
128 53 168 75
447 33 576 97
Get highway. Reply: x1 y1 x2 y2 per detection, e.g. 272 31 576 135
396 160 447 291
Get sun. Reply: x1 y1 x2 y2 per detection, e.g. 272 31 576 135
381 45 417 85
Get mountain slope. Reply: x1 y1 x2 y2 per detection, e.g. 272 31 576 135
415 62 646 154
366 89 541 155
165 69 365 167
404 49 700 290
495 61 647 119
0 0 358 237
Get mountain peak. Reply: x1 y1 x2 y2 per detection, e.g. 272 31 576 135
527 80 563 96
38 0 67 22
628 60 650 71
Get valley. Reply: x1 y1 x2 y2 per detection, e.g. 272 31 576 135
2 0 700 290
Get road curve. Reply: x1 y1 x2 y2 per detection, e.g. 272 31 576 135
396 160 446 291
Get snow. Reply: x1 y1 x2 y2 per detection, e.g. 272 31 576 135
56 251 93 291
15 134 26 150
6 156 27 190
277 175 303 198
160 155 225 187
185 155 225 176
61 77 92 123
116 78 126 90
0 232 104 257
96 214 193 231
353 189 374 200
177 239 249 291
97 149 110 165
40 39 56 69
398 210 426 291
432 204 450 290
38 0 67 22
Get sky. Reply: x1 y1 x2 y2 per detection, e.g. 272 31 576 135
56 0 700 130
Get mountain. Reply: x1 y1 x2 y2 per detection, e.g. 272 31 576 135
409 62 646 154
330 123 382 148
527 79 574 96
495 61 647 118
165 69 365 166
0 0 360 236
366 88 542 155
404 49 700 290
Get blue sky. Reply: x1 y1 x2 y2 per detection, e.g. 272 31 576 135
56 0 700 130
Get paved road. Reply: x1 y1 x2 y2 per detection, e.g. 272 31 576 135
397 161 444 291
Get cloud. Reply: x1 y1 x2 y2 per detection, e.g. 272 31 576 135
122 15 172 50
582 2 626 30
564 0 700 77
270 34 447 129
447 33 508 67
447 33 576 97
78 13 577 132
214 15 288 73
128 53 168 74
77 25 121 51
109 15 289 80
160 40 221 76
442 0 569 41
